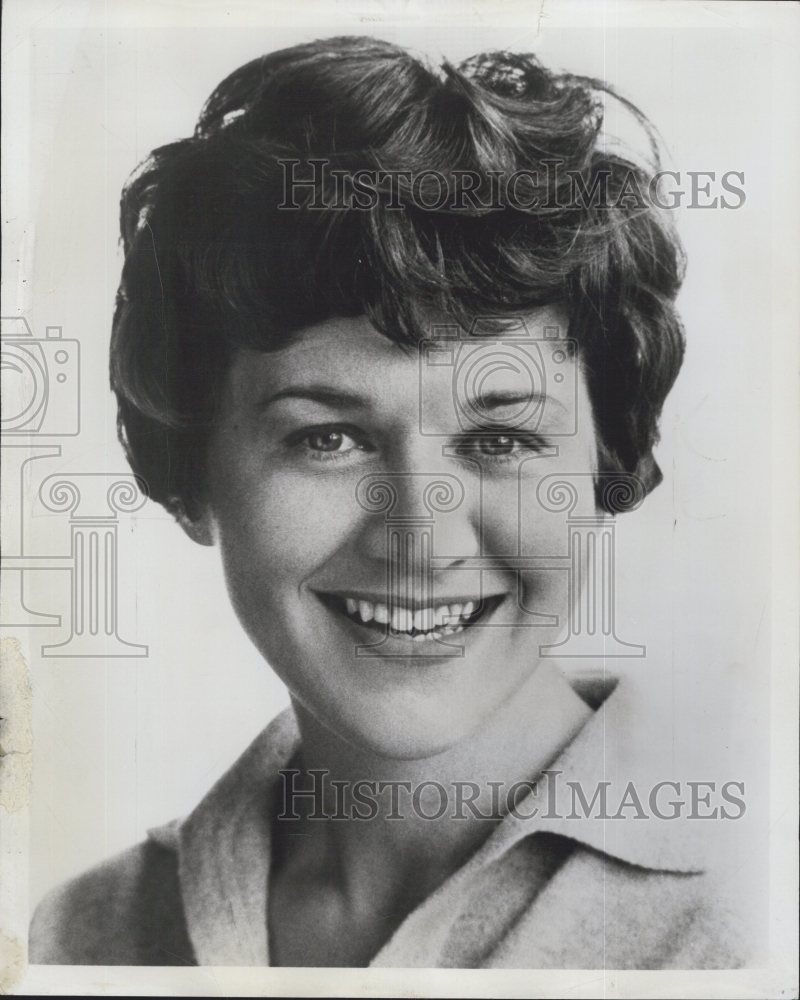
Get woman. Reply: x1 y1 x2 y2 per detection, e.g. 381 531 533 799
30 36 747 968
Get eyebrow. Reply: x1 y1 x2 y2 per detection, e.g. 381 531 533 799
257 386 565 414
257 386 370 411
473 389 564 413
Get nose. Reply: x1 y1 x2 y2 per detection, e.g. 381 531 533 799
355 469 480 570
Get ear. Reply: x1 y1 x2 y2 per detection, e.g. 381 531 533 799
172 499 216 547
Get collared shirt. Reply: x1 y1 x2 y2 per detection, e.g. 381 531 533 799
30 674 752 968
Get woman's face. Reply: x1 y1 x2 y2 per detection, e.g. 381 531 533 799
201 308 598 758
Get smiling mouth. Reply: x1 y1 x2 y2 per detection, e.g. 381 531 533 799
315 592 506 642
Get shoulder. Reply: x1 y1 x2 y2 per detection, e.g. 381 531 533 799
494 835 754 969
29 831 195 966
565 843 754 969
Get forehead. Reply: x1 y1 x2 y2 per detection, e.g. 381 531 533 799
225 305 576 407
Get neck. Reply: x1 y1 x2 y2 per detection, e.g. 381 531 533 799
285 662 593 911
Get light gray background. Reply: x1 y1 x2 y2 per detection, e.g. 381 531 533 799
3 4 797 991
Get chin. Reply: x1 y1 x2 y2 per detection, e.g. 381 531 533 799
321 686 505 761
343 723 473 761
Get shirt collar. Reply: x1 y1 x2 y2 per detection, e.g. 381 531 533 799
170 673 712 966
482 673 714 875
176 707 298 966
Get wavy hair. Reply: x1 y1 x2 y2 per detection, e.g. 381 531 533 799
110 36 685 515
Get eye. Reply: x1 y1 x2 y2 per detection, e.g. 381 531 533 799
287 424 374 462
454 431 548 462
475 434 516 456
307 430 353 453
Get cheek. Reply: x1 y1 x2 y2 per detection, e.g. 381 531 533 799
210 450 360 593
480 469 581 557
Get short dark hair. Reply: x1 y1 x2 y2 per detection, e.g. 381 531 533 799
110 36 685 516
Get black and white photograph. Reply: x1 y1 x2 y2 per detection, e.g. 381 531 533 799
1 1 798 996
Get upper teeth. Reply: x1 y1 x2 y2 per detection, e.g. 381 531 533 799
343 598 481 634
